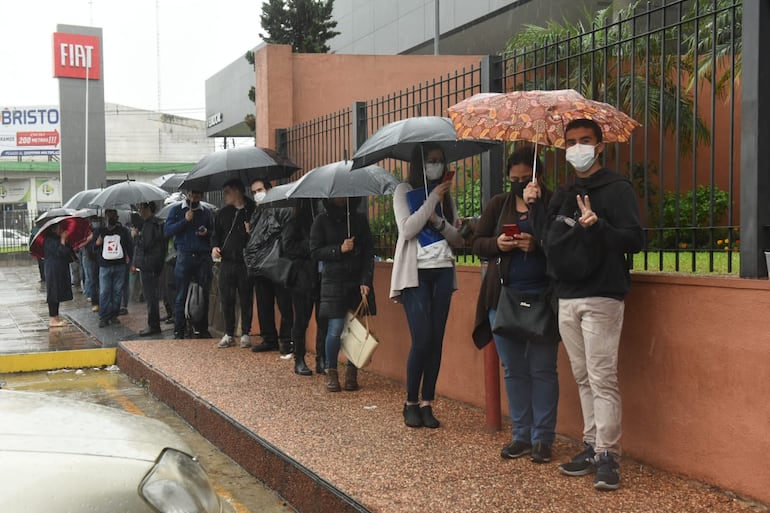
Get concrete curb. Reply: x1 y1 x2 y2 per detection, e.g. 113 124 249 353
117 343 373 513
0 348 116 373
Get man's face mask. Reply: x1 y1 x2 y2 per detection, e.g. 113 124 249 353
510 180 526 198
106 213 118 226
424 162 445 181
565 144 598 173
253 191 267 204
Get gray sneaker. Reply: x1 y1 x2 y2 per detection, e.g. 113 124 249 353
240 334 251 348
217 335 235 348
594 451 621 491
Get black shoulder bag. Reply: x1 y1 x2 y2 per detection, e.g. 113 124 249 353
491 195 559 344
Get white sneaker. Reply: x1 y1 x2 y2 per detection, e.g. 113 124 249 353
217 335 235 348
240 334 251 348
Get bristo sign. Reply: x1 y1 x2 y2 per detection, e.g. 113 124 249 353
53 32 101 80
0 106 61 157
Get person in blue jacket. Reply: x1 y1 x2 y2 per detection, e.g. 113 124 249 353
164 189 214 339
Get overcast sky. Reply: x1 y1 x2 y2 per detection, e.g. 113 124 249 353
0 0 264 119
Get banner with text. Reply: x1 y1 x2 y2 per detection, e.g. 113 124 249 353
0 106 61 157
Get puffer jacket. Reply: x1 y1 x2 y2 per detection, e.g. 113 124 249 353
309 198 376 319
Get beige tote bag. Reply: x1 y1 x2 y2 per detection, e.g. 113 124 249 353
340 297 379 368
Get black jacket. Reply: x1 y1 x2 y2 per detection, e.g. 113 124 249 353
211 198 256 263
94 224 133 267
309 199 376 319
282 207 318 297
43 234 74 304
531 168 644 300
133 215 166 274
243 206 293 276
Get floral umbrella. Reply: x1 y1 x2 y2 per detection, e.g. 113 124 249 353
447 89 640 149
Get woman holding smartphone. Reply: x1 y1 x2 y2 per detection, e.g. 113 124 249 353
391 142 465 429
471 146 558 464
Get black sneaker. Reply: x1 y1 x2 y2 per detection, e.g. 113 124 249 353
501 441 532 459
195 330 213 339
118 308 128 316
403 404 423 428
109 317 120 325
173 331 184 339
559 443 596 476
531 442 552 463
594 451 621 491
98 318 108 328
251 342 279 353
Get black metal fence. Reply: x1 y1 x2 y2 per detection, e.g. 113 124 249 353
279 0 743 274
0 210 37 253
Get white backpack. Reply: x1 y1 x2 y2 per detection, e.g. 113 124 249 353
102 234 124 261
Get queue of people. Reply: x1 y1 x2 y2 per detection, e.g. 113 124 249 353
41 116 642 492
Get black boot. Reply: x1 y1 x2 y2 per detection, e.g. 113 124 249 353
294 357 312 376
403 404 423 428
315 355 326 374
279 339 294 356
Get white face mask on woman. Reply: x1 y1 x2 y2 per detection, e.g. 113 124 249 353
565 143 598 173
424 163 445 181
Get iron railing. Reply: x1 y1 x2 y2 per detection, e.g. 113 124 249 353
279 0 742 274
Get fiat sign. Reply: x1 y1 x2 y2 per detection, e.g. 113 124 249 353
53 32 101 80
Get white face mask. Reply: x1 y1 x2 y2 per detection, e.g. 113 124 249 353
254 191 267 203
566 144 598 173
424 162 445 181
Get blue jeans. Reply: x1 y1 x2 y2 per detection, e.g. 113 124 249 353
174 252 212 333
401 267 454 403
99 265 126 321
325 317 346 370
81 253 96 299
489 308 559 446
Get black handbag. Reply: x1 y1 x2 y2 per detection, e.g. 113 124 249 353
253 238 292 287
492 287 559 344
490 193 559 344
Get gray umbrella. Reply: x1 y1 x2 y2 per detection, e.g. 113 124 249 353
351 116 499 169
286 160 399 199
89 180 169 209
260 183 295 206
153 173 189 192
157 200 217 220
62 188 103 210
181 147 301 192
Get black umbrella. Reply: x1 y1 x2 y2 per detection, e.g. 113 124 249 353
351 116 499 169
89 180 169 209
35 208 76 226
153 173 189 192
286 160 399 199
62 188 102 210
181 147 301 192
157 200 217 220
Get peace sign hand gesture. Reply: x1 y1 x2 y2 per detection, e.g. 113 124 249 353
576 194 598 228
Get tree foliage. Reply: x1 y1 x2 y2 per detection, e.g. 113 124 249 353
260 0 340 53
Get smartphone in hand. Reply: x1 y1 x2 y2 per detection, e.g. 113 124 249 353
502 224 521 237
442 170 456 183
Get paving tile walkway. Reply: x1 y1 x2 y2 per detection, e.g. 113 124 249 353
121 339 768 513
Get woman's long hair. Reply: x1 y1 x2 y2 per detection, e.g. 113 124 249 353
408 142 455 224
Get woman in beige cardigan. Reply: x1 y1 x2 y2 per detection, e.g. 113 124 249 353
391 143 465 429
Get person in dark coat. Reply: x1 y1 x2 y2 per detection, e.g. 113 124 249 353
282 199 319 376
43 223 75 328
310 197 376 393
243 179 294 354
211 179 256 349
472 146 558 465
133 201 167 337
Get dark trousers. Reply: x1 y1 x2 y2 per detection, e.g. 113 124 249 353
140 270 161 330
174 252 212 334
38 259 45 281
314 296 328 356
401 267 455 403
161 259 176 318
253 275 293 346
219 261 253 337
291 291 314 359
48 302 59 317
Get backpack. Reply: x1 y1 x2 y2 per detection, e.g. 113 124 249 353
184 281 206 323
102 234 124 261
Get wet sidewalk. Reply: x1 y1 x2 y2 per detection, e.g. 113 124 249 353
118 339 767 513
